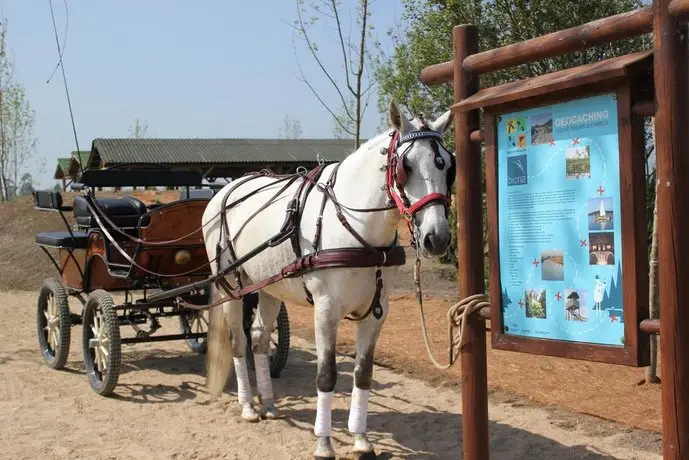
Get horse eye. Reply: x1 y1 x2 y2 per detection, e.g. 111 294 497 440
403 156 411 173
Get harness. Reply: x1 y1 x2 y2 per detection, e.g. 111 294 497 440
90 125 454 320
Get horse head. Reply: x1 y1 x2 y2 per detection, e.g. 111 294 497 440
387 100 455 258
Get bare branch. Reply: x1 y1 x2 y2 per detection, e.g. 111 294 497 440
291 48 355 136
328 0 356 96
293 0 354 121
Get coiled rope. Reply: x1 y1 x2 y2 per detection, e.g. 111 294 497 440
413 238 490 370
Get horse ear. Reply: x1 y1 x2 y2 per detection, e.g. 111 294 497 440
388 100 413 133
429 109 453 134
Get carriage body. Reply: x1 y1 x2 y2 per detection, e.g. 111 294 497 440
32 167 290 396
47 195 212 293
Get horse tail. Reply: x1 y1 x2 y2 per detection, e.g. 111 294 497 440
205 285 233 398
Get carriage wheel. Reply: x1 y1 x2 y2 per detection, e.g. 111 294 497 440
37 278 71 369
178 310 208 354
82 290 121 396
245 302 290 378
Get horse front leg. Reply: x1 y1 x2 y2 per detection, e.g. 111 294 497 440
348 296 387 460
313 300 339 460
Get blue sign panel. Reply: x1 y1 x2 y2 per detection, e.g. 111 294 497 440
496 93 624 347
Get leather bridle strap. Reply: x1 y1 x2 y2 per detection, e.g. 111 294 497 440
385 129 451 221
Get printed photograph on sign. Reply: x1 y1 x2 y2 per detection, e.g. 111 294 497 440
525 288 547 319
565 289 589 322
589 232 615 265
541 249 564 281
566 145 591 179
529 112 553 145
588 196 614 231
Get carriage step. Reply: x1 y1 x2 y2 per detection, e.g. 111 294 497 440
148 278 214 302
69 313 82 325
109 269 131 278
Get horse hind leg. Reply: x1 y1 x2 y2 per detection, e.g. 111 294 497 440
222 291 261 423
251 290 282 420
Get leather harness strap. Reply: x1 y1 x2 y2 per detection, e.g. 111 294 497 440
177 125 452 317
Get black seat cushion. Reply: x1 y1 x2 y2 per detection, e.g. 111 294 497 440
36 231 88 249
73 196 147 228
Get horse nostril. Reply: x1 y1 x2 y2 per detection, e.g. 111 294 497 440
423 233 435 252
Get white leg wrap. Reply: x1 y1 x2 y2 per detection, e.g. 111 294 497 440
253 353 273 401
314 390 334 437
233 357 253 406
348 387 369 434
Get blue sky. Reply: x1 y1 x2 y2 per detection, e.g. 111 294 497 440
1 0 403 189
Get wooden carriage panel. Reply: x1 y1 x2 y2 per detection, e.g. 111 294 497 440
86 231 138 266
139 200 209 244
134 245 211 278
85 256 134 291
84 232 135 291
59 248 86 290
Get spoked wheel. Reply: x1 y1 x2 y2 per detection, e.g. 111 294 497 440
245 301 290 378
178 309 208 354
37 278 71 369
82 290 121 396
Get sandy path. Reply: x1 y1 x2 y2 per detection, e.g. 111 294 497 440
0 290 661 459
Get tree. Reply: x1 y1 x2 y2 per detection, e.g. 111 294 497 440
291 0 377 148
18 172 33 195
128 117 148 138
0 20 37 201
643 117 660 385
373 0 649 269
279 114 302 139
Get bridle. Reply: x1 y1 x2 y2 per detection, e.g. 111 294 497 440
383 123 456 245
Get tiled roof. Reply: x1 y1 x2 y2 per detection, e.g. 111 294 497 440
89 138 360 166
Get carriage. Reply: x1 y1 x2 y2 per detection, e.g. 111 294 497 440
32 166 290 396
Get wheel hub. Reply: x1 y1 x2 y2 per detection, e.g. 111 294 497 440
44 294 61 351
89 312 109 373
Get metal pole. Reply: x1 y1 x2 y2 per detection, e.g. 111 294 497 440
653 0 689 457
453 24 490 459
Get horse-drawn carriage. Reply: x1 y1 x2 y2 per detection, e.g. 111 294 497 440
33 166 290 396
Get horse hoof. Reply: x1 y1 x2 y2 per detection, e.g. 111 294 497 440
261 407 279 420
313 456 335 460
241 413 260 423
240 404 260 423
351 451 377 460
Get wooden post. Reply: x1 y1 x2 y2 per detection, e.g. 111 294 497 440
653 0 689 457
453 24 489 459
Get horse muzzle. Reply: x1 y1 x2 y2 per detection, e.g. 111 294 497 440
421 228 451 257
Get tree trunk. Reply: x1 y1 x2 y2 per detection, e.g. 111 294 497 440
645 117 660 385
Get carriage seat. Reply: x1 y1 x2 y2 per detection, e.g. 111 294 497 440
72 195 148 228
35 231 88 249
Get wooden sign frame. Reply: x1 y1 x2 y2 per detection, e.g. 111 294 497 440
483 79 651 367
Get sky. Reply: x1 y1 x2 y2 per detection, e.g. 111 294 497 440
0 0 404 189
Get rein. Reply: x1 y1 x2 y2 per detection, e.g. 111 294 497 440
90 126 460 325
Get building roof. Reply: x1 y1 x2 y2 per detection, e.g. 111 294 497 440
88 138 360 168
53 158 72 179
68 151 90 175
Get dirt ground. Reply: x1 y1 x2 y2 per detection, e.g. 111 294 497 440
0 290 661 459
0 193 666 458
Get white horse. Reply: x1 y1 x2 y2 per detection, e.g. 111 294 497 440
201 100 455 459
